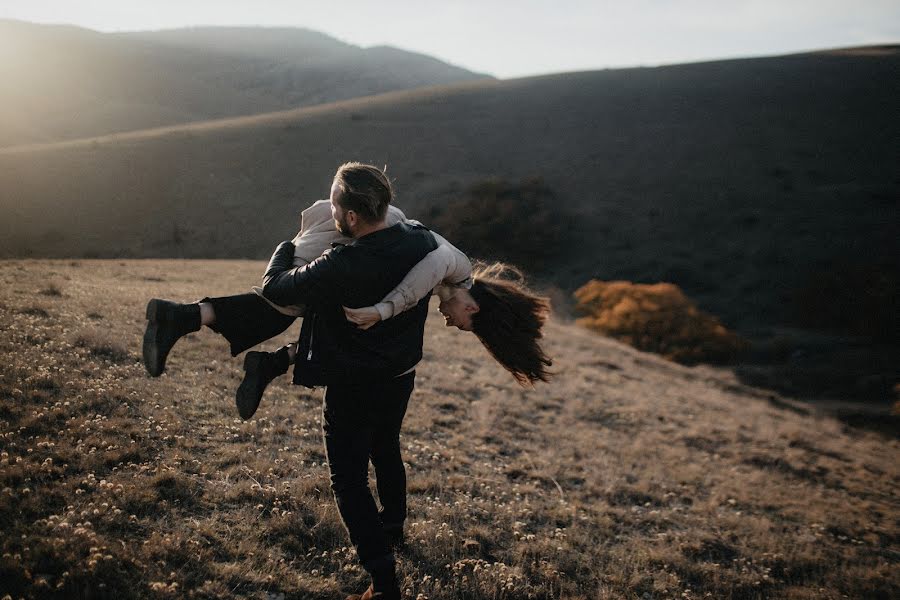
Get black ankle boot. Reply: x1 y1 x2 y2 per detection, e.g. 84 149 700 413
370 561 400 599
349 556 399 600
236 346 290 420
142 299 201 377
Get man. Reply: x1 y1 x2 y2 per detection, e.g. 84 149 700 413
261 162 438 600
141 195 474 422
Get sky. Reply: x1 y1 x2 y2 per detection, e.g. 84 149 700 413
1 0 898 78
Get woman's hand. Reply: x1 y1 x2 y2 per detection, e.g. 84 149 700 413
343 305 382 330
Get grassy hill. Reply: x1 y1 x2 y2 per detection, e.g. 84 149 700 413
0 46 897 401
0 20 488 147
0 259 897 599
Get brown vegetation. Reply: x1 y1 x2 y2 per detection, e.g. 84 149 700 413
574 280 746 365
426 178 573 272
0 259 897 599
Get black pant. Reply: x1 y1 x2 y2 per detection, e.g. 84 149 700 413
207 292 412 572
323 372 415 573
202 293 297 356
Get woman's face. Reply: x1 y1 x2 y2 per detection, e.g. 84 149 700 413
437 288 479 331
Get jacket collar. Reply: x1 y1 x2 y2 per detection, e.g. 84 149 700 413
351 222 408 246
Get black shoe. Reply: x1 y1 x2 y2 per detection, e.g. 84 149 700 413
346 583 399 600
142 299 201 377
236 349 289 420
351 557 399 600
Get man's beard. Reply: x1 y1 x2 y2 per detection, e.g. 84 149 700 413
335 215 351 236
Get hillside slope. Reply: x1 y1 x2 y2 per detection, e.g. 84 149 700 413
0 47 896 340
0 20 488 147
0 259 897 599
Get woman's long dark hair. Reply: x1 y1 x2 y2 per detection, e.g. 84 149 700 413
468 262 553 386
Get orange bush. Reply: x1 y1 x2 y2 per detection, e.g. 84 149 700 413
574 280 745 365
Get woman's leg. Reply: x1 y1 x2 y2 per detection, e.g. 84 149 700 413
235 342 299 420
199 293 297 356
143 293 297 377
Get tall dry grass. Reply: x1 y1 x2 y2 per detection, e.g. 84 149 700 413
0 260 896 599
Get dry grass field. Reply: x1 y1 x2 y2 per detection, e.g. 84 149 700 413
0 259 897 599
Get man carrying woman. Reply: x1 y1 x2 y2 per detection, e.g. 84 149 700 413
142 163 551 599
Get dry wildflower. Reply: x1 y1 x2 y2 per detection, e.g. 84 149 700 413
0 259 895 600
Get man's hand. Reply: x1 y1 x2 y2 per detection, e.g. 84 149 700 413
343 305 382 330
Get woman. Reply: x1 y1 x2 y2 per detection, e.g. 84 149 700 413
143 198 552 420
346 260 553 387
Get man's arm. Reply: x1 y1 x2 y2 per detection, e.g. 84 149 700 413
373 237 472 320
262 241 342 307
343 229 472 329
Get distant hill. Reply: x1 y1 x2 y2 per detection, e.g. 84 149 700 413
0 20 489 147
0 47 897 358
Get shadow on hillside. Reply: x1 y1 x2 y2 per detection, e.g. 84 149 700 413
568 271 899 437
426 177 576 272
733 333 899 437
562 236 900 436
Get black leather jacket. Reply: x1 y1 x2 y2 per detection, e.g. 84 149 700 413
262 221 438 386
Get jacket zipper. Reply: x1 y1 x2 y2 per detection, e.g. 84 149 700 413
307 313 316 361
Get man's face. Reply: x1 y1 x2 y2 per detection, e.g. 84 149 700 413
330 182 352 236
437 288 479 331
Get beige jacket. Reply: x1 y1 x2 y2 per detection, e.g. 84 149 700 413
253 200 472 318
